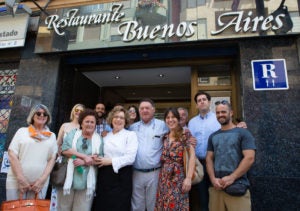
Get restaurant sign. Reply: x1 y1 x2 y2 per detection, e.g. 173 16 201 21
35 1 299 53
0 13 29 49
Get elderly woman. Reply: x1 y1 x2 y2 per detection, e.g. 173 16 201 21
60 108 101 211
6 104 57 200
93 106 138 211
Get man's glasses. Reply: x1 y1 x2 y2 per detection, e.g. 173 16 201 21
82 138 88 150
215 100 230 106
35 112 48 117
75 108 83 113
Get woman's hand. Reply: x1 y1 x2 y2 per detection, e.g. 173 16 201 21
82 155 94 165
73 158 85 167
93 157 112 167
17 176 31 193
182 177 192 193
31 178 45 194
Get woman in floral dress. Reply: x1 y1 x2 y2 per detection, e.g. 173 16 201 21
155 107 196 210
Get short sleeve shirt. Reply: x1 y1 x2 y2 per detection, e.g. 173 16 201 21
6 127 57 189
207 127 256 184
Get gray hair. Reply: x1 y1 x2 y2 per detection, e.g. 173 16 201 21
26 104 52 125
177 107 188 116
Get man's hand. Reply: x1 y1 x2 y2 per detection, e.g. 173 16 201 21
237 121 247 128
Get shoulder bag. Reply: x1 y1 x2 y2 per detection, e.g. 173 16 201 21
224 178 248 196
1 193 50 211
182 129 204 185
50 155 67 187
183 147 204 185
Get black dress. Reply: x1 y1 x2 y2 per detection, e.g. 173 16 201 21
93 165 133 211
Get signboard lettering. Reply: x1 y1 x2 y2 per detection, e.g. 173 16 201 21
118 21 196 42
0 30 19 38
45 4 125 36
211 11 285 35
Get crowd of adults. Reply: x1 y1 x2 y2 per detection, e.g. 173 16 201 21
5 91 256 211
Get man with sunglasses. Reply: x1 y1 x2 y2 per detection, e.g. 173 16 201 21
188 91 246 211
206 100 256 211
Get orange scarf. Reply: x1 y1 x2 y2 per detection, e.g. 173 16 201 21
28 125 52 141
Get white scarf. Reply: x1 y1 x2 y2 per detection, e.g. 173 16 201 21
63 130 101 200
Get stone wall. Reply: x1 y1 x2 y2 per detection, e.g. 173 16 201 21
0 46 61 203
239 36 300 210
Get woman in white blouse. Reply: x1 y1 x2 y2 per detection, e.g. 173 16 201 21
93 106 138 211
6 104 57 200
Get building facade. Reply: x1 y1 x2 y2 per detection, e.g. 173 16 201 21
0 0 299 210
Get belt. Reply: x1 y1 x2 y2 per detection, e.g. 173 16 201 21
134 167 161 172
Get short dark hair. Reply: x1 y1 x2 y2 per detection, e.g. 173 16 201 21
78 108 97 129
194 91 211 103
139 98 155 107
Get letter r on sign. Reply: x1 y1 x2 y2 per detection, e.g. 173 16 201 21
251 59 289 90
261 63 278 78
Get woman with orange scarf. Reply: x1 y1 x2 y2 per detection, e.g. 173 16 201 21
6 104 57 200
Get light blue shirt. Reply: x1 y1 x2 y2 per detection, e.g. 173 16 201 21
129 118 169 169
188 111 220 159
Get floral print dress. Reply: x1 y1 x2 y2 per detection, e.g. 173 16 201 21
155 131 191 211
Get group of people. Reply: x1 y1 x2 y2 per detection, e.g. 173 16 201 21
5 91 256 211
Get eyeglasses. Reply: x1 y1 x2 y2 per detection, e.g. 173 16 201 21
113 115 125 120
82 138 88 150
215 100 230 106
128 109 136 114
75 108 83 113
35 112 48 117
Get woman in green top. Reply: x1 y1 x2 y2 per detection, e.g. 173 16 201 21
60 109 102 211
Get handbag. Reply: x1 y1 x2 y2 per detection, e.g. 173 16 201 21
183 147 204 185
1 193 50 211
271 0 293 35
50 155 67 187
224 179 248 196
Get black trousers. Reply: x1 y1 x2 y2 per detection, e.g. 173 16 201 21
93 165 133 211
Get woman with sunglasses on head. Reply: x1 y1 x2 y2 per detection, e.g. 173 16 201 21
127 105 140 127
93 106 138 211
6 104 57 200
57 104 85 154
52 103 85 210
58 108 102 211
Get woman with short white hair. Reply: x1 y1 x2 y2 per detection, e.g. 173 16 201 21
6 104 57 200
